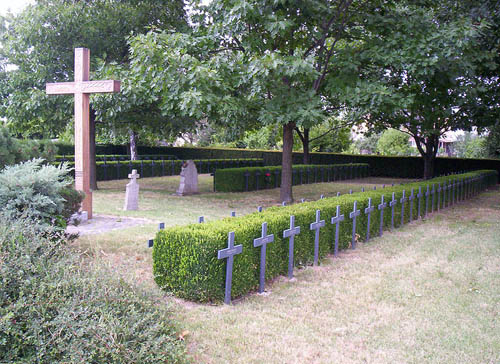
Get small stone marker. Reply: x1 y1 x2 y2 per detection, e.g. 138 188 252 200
198 216 204 223
218 231 243 305
349 201 361 249
176 160 198 195
257 206 263 212
331 205 344 256
231 211 236 217
320 194 324 199
310 210 326 266
148 239 154 248
408 189 415 223
253 222 274 293
283 215 300 279
417 187 423 219
282 201 287 206
349 189 353 194
400 190 407 226
373 186 377 191
301 198 305 203
124 169 140 210
361 187 365 192
364 198 375 241
159 222 165 230
378 195 387 237
389 192 397 229
337 192 341 197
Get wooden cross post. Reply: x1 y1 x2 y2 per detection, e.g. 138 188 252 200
46 48 120 219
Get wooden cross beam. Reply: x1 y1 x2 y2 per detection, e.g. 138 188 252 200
46 48 120 219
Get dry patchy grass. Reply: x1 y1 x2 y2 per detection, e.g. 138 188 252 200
76 178 499 364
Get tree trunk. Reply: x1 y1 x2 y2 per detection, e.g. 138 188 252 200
413 134 438 180
302 128 310 164
423 154 435 180
129 129 138 160
280 122 295 203
89 111 97 190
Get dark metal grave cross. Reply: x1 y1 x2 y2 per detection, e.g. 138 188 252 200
408 189 415 223
417 187 423 219
400 190 407 226
218 231 243 304
253 222 274 293
425 185 430 217
437 183 441 211
389 192 397 229
283 215 300 279
349 201 361 249
442 182 447 208
310 210 326 266
378 195 387 237
331 205 344 256
364 198 375 241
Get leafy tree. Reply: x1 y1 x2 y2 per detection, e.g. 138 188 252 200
127 0 368 202
339 1 499 178
376 129 413 156
353 132 381 155
453 132 488 159
0 0 186 184
485 122 500 158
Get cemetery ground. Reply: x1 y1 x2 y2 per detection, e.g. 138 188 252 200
75 176 499 364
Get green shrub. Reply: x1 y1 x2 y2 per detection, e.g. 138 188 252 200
153 170 498 303
0 159 77 227
214 163 370 192
0 126 58 169
0 215 187 363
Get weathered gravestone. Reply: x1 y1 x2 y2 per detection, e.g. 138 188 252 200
123 169 140 211
176 160 198 195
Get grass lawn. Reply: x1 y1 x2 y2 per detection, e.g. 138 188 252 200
76 176 499 364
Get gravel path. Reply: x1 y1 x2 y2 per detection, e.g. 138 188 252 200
66 214 155 236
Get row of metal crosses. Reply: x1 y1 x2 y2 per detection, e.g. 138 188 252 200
217 175 482 304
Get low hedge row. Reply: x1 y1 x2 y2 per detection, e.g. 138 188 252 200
55 158 264 181
152 170 498 303
214 163 370 192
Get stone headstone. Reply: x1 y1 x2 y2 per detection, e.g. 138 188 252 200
177 160 198 195
124 169 140 210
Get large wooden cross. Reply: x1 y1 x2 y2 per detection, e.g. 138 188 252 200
46 48 120 219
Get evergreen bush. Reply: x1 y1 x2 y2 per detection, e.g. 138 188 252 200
153 170 498 303
0 159 80 226
0 215 187 363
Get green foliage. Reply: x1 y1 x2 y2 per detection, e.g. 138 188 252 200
215 164 370 192
453 132 488 159
57 158 264 181
0 159 75 226
376 129 414 156
0 0 187 138
353 133 381 155
485 123 500 159
0 215 187 363
153 170 498 303
0 126 58 169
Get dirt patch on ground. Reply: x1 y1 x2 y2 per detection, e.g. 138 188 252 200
66 214 156 235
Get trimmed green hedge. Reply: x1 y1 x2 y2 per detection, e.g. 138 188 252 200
214 163 370 192
54 158 263 181
54 142 500 179
55 154 179 162
153 170 498 303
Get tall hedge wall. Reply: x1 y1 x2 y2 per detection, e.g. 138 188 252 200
152 170 498 303
214 163 369 192
55 142 500 179
57 158 263 181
